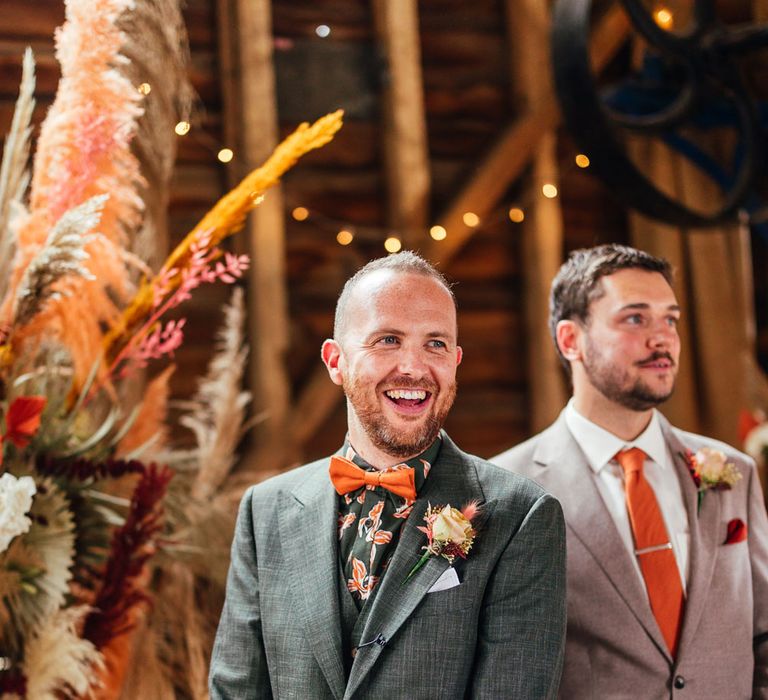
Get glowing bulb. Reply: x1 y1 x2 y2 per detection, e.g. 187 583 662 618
384 237 402 253
336 229 354 245
653 7 674 30
218 148 234 163
137 82 151 95
462 212 480 227
175 121 191 136
315 24 331 38
430 225 447 241
542 183 558 199
575 154 590 168
292 206 309 221
508 207 525 223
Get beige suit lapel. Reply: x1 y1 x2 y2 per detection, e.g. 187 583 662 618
658 415 721 655
279 464 346 700
344 434 486 699
534 415 670 658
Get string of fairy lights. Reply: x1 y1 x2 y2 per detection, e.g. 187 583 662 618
138 4 683 252
281 165 591 255
152 93 594 253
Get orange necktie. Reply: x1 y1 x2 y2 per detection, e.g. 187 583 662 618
616 447 684 657
329 455 417 501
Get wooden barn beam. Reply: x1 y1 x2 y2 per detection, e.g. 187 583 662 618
505 0 568 432
372 0 431 249
425 4 630 266
218 0 292 469
424 106 558 265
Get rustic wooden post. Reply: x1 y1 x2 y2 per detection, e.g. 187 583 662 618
504 0 567 432
372 0 430 250
217 0 292 468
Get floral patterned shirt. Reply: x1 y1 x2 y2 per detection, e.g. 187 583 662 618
336 437 440 608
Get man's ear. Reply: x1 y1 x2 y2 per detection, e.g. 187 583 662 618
455 345 463 366
321 339 345 386
556 320 582 363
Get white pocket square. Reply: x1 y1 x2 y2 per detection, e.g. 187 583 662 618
427 566 461 593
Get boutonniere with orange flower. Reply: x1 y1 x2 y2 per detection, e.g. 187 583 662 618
682 447 742 513
406 502 480 581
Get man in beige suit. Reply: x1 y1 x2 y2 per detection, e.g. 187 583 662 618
494 244 768 699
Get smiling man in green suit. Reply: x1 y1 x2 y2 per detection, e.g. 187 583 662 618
209 251 566 699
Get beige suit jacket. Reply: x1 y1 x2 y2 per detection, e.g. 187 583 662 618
493 411 768 700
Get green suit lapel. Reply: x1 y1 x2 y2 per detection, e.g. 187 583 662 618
345 434 486 698
278 463 346 700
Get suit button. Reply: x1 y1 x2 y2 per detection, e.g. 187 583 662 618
674 676 685 689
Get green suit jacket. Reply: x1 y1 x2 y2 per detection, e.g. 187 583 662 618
209 433 566 699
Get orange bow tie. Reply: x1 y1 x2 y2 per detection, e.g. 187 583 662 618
329 455 417 501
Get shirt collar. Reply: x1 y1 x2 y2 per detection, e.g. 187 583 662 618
564 399 668 474
341 434 442 496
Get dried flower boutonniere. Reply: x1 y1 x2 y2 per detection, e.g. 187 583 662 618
405 501 480 582
683 447 742 513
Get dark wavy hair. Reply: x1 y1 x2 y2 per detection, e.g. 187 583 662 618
549 244 674 372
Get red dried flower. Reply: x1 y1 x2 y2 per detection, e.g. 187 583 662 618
82 463 173 649
4 396 46 449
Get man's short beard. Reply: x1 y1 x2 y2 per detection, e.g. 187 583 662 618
343 376 457 459
358 410 444 459
583 337 675 411
596 379 671 412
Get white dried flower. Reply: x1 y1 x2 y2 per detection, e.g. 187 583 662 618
0 473 37 553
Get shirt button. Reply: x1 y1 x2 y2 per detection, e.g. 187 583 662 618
674 676 685 689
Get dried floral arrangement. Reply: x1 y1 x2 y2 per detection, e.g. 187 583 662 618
0 1 342 698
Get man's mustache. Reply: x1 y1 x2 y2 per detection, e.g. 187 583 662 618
635 351 675 367
380 375 438 393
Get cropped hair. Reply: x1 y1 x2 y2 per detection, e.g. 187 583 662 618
333 251 456 339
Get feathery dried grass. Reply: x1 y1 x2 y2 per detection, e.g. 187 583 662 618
1 0 144 387
0 47 35 302
11 195 102 327
115 616 176 700
116 364 174 457
137 563 210 699
118 0 193 271
183 287 251 501
23 606 104 700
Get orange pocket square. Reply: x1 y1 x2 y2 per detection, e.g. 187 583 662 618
724 518 747 545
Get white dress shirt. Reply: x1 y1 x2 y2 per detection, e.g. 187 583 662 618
565 400 690 592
